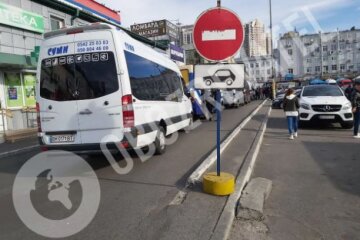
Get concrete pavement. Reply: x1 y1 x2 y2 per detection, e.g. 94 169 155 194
230 108 360 240
0 101 268 240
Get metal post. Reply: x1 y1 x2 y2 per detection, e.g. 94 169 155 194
269 0 275 99
217 0 221 7
216 90 221 176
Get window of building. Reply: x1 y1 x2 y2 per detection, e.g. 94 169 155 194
288 49 293 55
332 65 337 71
331 45 337 51
340 64 345 71
256 70 260 75
323 66 329 73
256 63 259 68
306 58 312 63
250 63 254 68
267 69 271 75
307 67 312 73
288 69 293 74
340 44 345 50
322 45 328 52
50 16 65 30
315 66 321 72
349 65 354 70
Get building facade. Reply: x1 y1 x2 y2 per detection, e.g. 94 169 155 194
244 19 270 57
236 53 273 82
0 0 120 131
278 28 360 80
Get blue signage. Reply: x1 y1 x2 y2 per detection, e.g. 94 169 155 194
48 46 69 56
170 44 184 63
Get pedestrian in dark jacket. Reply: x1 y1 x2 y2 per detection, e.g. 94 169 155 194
351 79 360 138
283 88 300 140
345 85 354 100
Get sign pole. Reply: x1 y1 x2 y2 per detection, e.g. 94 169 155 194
216 89 221 176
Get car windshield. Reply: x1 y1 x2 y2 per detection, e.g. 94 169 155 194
302 86 343 97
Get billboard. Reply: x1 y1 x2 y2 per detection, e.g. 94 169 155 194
130 20 167 38
194 64 245 89
170 44 184 63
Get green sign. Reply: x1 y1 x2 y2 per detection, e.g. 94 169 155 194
0 2 44 33
5 73 24 108
23 74 36 107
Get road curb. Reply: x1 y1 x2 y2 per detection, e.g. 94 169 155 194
210 103 272 240
0 145 39 159
186 100 268 187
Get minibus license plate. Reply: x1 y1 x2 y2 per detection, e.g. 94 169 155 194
51 135 75 143
319 115 335 120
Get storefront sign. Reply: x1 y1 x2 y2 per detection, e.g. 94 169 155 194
166 21 179 39
170 44 185 63
0 2 44 33
130 20 167 38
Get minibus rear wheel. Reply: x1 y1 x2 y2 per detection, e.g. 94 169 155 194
155 126 166 155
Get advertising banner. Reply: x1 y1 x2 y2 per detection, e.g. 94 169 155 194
170 44 185 63
23 74 36 107
5 73 23 108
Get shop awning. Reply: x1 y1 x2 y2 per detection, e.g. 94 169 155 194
0 53 37 70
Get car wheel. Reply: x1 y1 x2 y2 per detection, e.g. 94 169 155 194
154 126 166 155
341 122 354 129
205 79 212 86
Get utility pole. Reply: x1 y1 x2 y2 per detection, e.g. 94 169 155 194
269 0 275 99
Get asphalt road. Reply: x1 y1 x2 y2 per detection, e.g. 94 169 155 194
0 101 263 240
231 109 360 240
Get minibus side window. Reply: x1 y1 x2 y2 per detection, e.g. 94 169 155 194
125 51 182 102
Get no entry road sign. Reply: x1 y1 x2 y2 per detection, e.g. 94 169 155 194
193 7 244 62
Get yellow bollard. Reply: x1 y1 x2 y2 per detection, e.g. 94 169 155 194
203 172 235 196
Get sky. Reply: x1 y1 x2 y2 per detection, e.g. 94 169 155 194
99 0 360 41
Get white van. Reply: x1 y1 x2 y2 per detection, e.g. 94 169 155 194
222 89 245 108
36 23 193 155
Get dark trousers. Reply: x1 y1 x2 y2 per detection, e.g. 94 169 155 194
354 108 360 135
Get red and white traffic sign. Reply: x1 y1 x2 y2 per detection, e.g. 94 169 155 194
193 7 244 62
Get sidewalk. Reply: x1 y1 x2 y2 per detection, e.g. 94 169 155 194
230 108 360 240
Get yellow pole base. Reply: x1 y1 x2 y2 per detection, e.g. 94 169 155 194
203 172 235 196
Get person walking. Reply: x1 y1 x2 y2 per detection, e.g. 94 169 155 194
283 88 300 140
351 79 360 138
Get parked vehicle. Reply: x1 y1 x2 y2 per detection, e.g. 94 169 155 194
36 23 193 155
203 69 235 86
272 88 302 109
222 89 244 108
298 85 353 129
